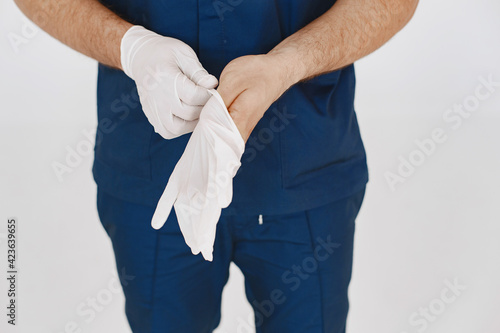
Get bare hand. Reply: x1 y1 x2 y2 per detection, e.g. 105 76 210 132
217 54 299 141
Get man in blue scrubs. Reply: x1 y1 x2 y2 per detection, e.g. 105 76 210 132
16 0 418 331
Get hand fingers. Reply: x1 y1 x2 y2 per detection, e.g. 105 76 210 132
178 55 218 89
142 94 198 138
191 69 218 89
140 96 173 139
173 100 203 122
175 72 213 106
162 112 198 137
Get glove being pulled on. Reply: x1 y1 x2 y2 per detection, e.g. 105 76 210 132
120 25 218 139
151 90 245 261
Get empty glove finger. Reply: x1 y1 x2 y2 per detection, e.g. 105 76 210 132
196 202 223 262
151 178 179 230
174 200 201 255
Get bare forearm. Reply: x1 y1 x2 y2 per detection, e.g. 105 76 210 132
270 0 419 84
14 0 132 69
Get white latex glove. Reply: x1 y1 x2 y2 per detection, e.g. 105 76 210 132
120 25 218 139
151 90 245 261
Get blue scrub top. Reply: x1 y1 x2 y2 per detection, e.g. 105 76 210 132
92 0 368 215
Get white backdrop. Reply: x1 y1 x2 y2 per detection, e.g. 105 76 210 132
1 0 499 332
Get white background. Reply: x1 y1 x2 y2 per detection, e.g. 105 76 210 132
1 0 499 332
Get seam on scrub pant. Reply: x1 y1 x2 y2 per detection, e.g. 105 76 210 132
149 228 161 332
242 270 261 333
304 208 326 333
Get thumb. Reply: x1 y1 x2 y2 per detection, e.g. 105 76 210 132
179 55 218 89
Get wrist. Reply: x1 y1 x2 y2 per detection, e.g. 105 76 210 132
120 25 156 77
267 46 308 89
114 22 134 70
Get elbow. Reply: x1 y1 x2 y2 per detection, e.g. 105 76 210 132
380 0 419 32
406 0 419 21
397 0 420 27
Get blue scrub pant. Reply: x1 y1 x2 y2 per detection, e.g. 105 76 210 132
96 187 365 333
